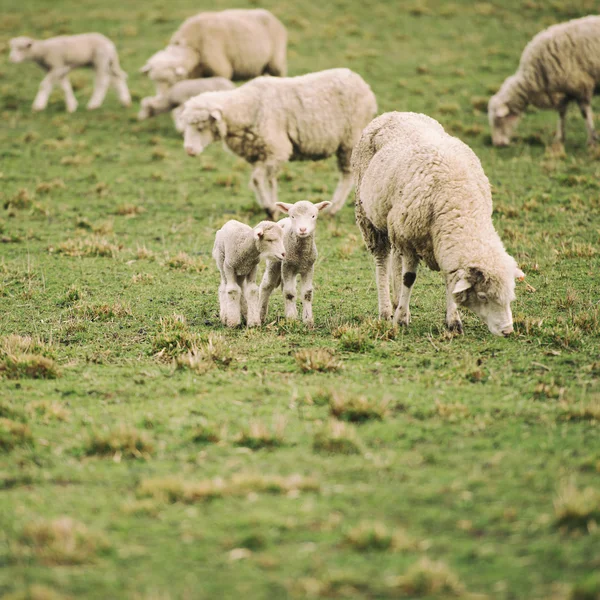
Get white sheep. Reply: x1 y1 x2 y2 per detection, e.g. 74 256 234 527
138 77 235 131
213 220 286 328
181 68 377 218
259 200 331 326
9 33 131 113
140 9 287 94
353 112 525 336
488 16 600 147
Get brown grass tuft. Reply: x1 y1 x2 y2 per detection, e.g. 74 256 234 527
152 315 204 359
313 419 362 455
35 179 66 194
84 424 154 459
233 416 286 450
435 400 469 422
165 251 206 272
136 245 156 261
131 273 154 284
0 335 59 380
50 236 121 258
386 557 466 596
295 348 342 373
115 203 145 217
74 302 132 322
27 401 70 423
558 397 600 423
344 521 415 552
329 391 389 422
554 479 600 531
0 418 33 450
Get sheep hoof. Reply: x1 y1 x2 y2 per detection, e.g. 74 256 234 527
447 320 464 334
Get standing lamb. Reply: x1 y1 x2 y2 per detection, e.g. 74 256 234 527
353 112 525 336
180 68 377 218
259 200 331 326
213 220 286 328
138 77 235 131
9 34 131 113
140 9 287 95
488 16 600 147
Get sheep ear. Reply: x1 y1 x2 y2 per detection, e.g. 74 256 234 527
139 64 151 74
209 110 222 122
275 202 292 213
254 228 264 239
452 275 472 295
315 201 332 211
496 104 510 118
515 267 525 281
175 66 186 76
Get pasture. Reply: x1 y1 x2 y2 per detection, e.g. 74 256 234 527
1 0 598 598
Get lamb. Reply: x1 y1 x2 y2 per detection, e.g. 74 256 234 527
488 16 600 147
213 220 286 328
353 112 525 336
181 68 377 218
138 77 235 131
9 33 131 113
259 200 331 326
140 9 287 95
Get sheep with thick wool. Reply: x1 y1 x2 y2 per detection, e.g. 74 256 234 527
9 33 130 113
213 220 286 328
140 9 287 95
489 16 600 147
259 200 331 326
138 77 235 131
181 68 377 218
353 112 524 336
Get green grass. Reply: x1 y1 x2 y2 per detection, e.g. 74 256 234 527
1 0 599 598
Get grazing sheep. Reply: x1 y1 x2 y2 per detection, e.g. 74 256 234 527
353 112 525 336
213 220 286 328
138 77 235 131
488 16 600 147
9 33 130 113
259 200 331 325
181 68 377 218
140 9 287 94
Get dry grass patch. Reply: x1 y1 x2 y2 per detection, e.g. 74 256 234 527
554 479 600 531
344 521 415 552
3 584 72 600
0 418 33 451
4 189 32 210
435 400 470 422
0 335 59 380
233 416 286 450
84 424 154 459
35 179 65 194
294 348 342 373
60 155 92 166
176 334 233 372
329 391 389 422
115 203 145 217
558 241 596 259
27 401 70 423
50 235 121 258
139 473 319 503
385 557 467 597
313 419 362 455
152 314 204 359
190 419 223 444
74 301 132 322
165 251 206 272
136 245 156 261
19 517 109 565
337 326 374 352
131 273 154 284
558 398 600 423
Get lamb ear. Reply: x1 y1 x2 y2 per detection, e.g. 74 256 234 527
452 277 472 295
515 268 525 281
315 201 332 211
275 202 292 213
496 104 510 118
254 228 264 239
209 110 222 121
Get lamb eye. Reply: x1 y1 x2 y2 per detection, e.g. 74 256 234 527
312 215 315 219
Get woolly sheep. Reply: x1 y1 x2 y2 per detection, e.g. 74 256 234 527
213 220 286 328
9 33 130 113
489 16 600 147
353 112 525 336
181 68 377 218
259 200 331 326
140 9 287 94
138 77 235 131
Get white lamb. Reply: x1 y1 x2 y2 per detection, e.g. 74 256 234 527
353 112 525 337
9 33 131 113
259 200 331 326
181 68 377 218
138 77 235 131
140 9 287 95
213 220 286 328
489 16 600 147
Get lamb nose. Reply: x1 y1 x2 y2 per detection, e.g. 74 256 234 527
502 326 514 336
299 228 306 233
281 252 286 258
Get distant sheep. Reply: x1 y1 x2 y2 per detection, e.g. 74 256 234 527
9 33 130 113
140 9 287 94
138 77 235 131
489 16 600 147
213 220 286 328
181 68 377 218
353 112 524 336
259 200 331 326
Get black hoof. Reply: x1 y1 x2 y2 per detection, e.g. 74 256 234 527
447 321 463 334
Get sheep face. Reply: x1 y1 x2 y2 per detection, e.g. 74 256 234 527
452 266 524 336
9 37 34 63
275 201 331 238
140 48 189 88
183 109 224 156
254 223 286 261
488 96 521 147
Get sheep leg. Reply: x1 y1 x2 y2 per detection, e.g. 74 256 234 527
327 172 354 215
445 277 463 333
59 76 78 113
244 266 261 327
32 69 66 111
88 65 111 110
259 261 282 323
578 100 598 145
554 99 569 144
172 106 185 132
250 163 280 219
282 264 298 320
111 75 132 107
393 251 419 327
375 253 393 320
223 264 242 327
218 274 227 323
300 267 315 326
238 275 249 323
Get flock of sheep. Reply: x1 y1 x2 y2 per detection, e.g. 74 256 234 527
8 10 600 337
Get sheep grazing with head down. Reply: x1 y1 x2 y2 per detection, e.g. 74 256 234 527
138 77 235 131
140 9 287 96
181 68 377 219
213 220 286 328
9 33 130 113
353 112 525 337
489 16 600 147
259 200 331 326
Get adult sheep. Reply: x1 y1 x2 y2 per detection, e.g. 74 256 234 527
353 112 524 336
489 15 600 147
180 68 377 218
140 9 287 95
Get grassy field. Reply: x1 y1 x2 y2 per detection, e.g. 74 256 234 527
1 0 599 598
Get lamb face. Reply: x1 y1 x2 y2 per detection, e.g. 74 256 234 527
9 37 34 63
275 200 331 238
488 93 521 147
254 223 286 261
452 265 525 336
140 48 190 88
183 108 221 156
